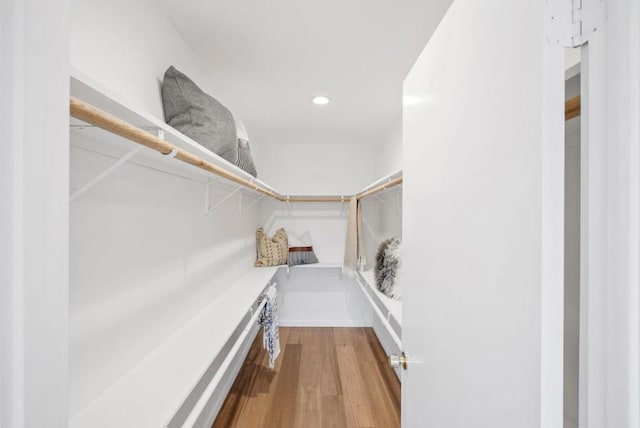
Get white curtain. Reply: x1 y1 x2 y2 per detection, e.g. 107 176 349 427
343 196 365 276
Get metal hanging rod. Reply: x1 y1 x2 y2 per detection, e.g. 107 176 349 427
69 97 403 202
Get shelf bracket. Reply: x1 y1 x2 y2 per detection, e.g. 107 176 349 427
241 195 264 216
373 194 391 210
396 187 402 217
205 183 242 214
70 146 144 202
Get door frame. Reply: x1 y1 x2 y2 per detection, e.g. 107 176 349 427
579 0 640 426
0 0 69 426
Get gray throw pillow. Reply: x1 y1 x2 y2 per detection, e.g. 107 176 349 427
287 231 319 266
161 66 238 165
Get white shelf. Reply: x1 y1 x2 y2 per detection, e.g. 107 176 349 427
69 267 279 428
70 69 276 193
358 270 402 331
290 263 342 269
70 70 402 202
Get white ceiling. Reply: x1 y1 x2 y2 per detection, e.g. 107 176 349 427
158 0 451 145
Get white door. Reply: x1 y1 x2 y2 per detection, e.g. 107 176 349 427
402 1 565 427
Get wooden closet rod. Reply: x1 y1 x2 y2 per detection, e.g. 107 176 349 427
356 177 403 200
565 95 580 121
70 97 281 200
69 97 403 203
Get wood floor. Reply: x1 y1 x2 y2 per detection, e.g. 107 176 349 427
213 327 401 428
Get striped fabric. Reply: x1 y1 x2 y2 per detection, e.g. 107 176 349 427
258 285 280 369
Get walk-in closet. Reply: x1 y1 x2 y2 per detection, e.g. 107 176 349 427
3 0 638 428
67 2 407 426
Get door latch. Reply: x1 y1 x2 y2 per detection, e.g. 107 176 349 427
389 352 408 370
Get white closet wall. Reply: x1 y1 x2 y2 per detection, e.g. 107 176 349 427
69 148 261 415
257 141 376 264
367 113 403 270
256 142 375 195
71 0 211 116
360 191 402 271
257 144 375 326
69 0 262 417
373 112 402 178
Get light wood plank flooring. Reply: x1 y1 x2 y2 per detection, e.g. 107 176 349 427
213 327 401 428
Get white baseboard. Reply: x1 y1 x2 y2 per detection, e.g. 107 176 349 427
372 316 402 381
278 319 372 327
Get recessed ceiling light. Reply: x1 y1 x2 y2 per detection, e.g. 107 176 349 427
312 96 331 105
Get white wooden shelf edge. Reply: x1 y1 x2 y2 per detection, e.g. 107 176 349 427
69 266 279 428
358 270 402 325
70 68 276 194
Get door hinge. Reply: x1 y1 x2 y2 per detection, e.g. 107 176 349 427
546 0 606 48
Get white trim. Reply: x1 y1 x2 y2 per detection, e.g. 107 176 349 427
371 317 402 381
628 3 640 426
278 320 371 328
580 25 608 428
0 0 70 426
0 2 26 425
539 33 566 428
580 0 640 425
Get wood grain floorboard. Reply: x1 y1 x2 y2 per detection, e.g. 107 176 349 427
212 327 400 428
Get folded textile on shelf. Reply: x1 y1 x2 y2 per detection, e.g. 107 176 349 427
258 284 280 369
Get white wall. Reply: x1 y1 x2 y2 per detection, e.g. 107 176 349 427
69 0 262 418
360 191 403 271
69 134 261 417
256 141 378 326
374 112 403 178
256 143 376 195
274 268 372 327
260 201 347 265
71 0 211 118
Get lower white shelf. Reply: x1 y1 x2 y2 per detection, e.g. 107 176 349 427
356 270 403 381
358 270 402 333
289 262 342 269
69 267 278 428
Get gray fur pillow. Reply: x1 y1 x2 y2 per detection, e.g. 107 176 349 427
374 237 401 300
